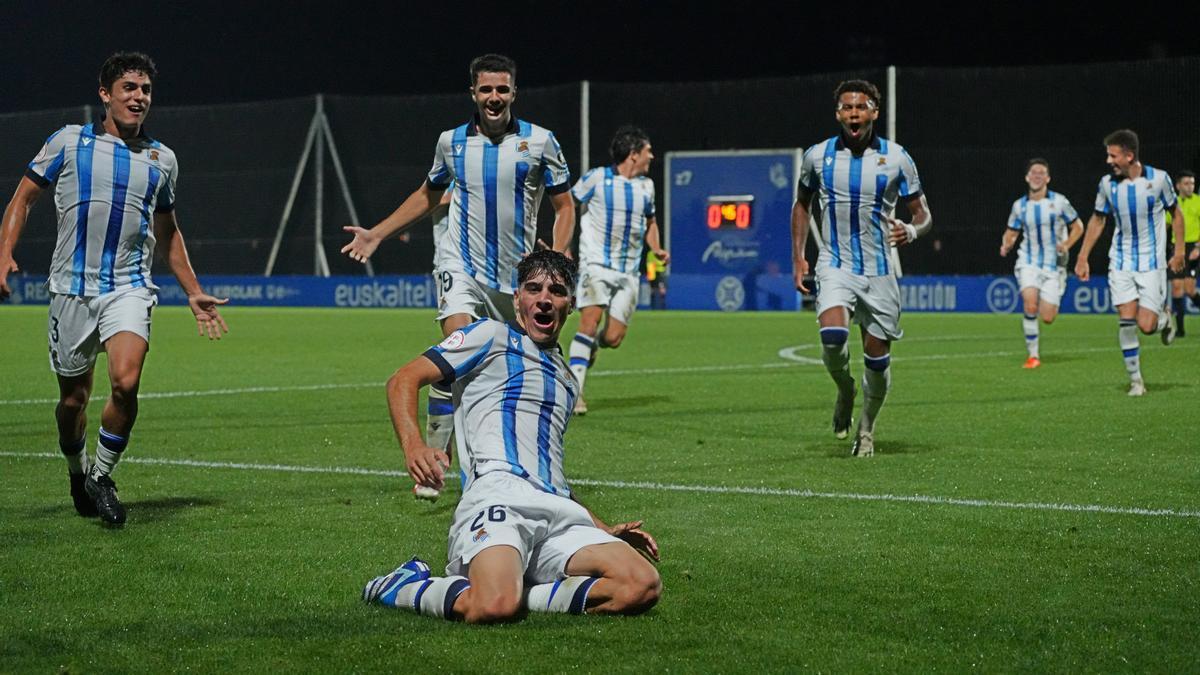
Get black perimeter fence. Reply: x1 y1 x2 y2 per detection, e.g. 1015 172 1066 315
3 58 1198 278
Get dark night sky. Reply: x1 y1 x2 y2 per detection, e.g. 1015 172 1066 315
3 0 1196 113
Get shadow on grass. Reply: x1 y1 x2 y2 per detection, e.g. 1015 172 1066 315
821 439 934 458
1113 381 1195 394
127 496 223 523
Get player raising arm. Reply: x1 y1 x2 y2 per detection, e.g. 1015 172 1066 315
363 250 660 623
342 54 575 501
0 52 227 526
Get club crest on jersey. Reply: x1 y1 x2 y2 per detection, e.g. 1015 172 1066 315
149 150 159 161
877 156 887 166
472 527 490 543
518 141 529 153
439 331 466 350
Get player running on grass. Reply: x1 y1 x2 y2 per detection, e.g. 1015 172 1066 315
791 79 931 457
566 126 668 414
999 158 1084 368
363 250 660 623
0 52 228 525
342 53 575 500
1075 129 1186 396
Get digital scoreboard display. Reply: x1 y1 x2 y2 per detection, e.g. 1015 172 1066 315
705 195 754 230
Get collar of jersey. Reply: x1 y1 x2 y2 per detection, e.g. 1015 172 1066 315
467 114 518 137
835 131 883 153
91 115 154 149
506 320 562 353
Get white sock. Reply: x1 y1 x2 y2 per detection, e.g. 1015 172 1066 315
819 327 855 395
1155 310 1169 333
426 384 454 453
388 575 470 620
91 428 127 478
525 576 599 614
569 333 595 395
860 355 891 433
1119 319 1141 381
1022 313 1039 358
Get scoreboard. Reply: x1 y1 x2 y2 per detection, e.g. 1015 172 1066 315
665 150 802 311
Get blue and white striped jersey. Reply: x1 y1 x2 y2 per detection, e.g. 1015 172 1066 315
25 121 177 296
799 135 922 277
1006 191 1080 271
426 116 571 293
571 167 656 275
1094 166 1178 272
423 319 578 496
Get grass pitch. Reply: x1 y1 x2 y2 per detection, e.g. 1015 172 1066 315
1 305 1197 673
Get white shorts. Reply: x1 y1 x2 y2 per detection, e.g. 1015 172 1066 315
48 287 156 376
814 265 903 341
445 471 619 584
434 269 516 323
577 263 638 325
1015 263 1067 307
1108 269 1167 310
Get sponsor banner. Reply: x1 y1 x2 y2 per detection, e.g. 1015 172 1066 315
3 275 438 309
2 273 1122 314
663 274 1119 313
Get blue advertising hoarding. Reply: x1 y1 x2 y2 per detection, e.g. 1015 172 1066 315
2 274 438 308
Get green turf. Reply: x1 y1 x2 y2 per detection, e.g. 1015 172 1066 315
1 305 1197 673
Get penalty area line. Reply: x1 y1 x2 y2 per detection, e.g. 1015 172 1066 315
2 451 1196 520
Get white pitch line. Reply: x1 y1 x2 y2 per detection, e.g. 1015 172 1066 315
2 451 1196 520
0 338 1182 406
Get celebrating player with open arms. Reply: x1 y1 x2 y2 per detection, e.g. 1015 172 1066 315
341 54 575 499
0 52 228 526
791 79 931 457
362 250 660 623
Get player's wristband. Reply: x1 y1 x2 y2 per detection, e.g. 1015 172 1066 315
902 222 918 243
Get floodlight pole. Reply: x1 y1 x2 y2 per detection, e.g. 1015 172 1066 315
580 80 590 174
886 66 897 141
265 94 373 277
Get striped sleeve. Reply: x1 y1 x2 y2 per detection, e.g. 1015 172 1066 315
1006 200 1023 230
426 132 452 190
1159 173 1178 210
156 151 178 213
897 147 922 198
25 126 72 188
570 168 598 203
1059 195 1079 223
797 145 820 194
643 178 656 217
542 132 571 194
422 319 498 384
1094 178 1111 214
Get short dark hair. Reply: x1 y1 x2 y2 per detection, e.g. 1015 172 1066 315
517 249 577 290
469 54 517 87
1178 169 1195 180
99 52 157 91
609 125 651 164
834 79 881 109
1104 129 1139 159
1026 158 1050 173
